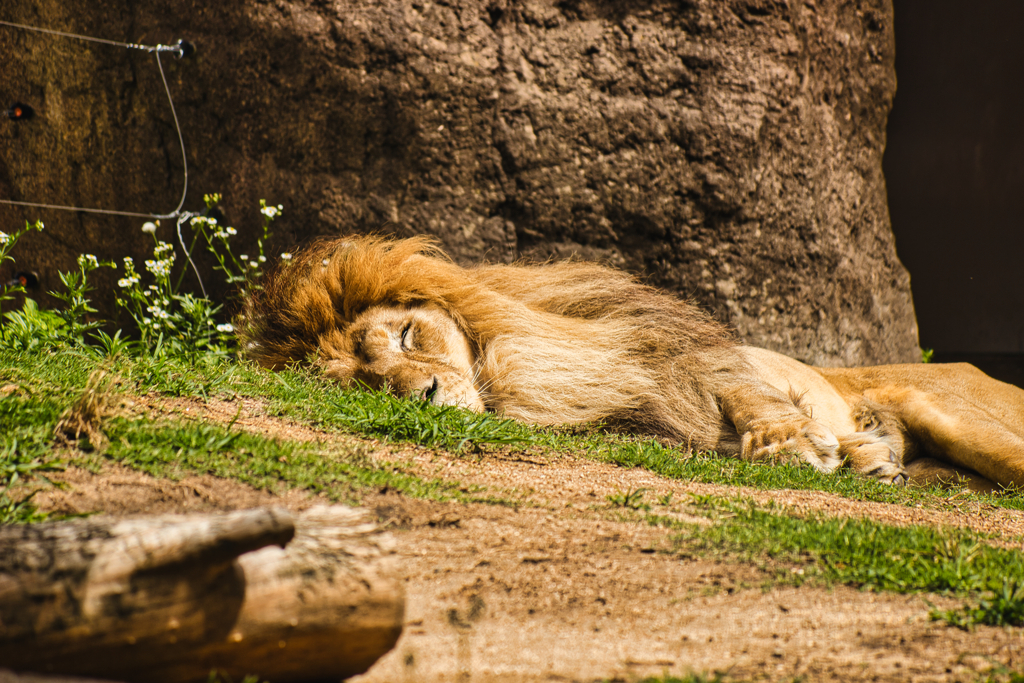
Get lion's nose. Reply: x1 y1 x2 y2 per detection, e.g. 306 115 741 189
424 376 440 403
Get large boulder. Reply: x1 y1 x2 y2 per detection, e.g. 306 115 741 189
0 0 918 365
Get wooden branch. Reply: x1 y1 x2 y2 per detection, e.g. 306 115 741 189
0 506 404 683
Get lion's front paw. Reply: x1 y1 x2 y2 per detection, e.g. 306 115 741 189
740 417 842 473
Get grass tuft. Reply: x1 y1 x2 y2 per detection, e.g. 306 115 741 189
582 436 1024 510
660 495 1024 628
930 580 1024 630
0 392 67 523
676 496 1024 595
101 417 475 504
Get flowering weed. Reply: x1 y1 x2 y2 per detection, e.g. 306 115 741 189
49 253 115 345
0 220 44 322
114 195 283 360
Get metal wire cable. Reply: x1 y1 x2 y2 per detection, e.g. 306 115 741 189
0 19 179 53
0 20 191 219
175 211 207 298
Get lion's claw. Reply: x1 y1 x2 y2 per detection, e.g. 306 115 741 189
864 462 909 485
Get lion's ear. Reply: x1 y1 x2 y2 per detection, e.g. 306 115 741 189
322 356 359 383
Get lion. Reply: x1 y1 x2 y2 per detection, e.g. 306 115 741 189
240 235 1024 492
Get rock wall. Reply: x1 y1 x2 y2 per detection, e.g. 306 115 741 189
0 0 919 365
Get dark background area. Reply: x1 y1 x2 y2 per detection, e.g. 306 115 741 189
884 0 1024 386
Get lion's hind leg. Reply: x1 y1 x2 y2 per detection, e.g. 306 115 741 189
903 457 999 493
874 386 1024 490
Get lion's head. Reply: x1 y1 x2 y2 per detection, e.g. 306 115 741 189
322 303 483 411
240 235 739 446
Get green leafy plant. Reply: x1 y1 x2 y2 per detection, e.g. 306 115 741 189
49 253 115 345
930 580 1024 629
0 220 44 326
1 298 66 352
607 487 650 510
0 222 44 288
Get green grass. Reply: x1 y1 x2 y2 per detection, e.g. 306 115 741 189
930 581 1024 630
101 418 472 504
249 367 540 451
4 343 1024 629
0 347 530 520
0 392 68 523
681 497 1024 593
661 494 1024 628
4 345 1024 526
557 432 1024 511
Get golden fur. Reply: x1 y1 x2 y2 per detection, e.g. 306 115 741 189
241 235 1024 491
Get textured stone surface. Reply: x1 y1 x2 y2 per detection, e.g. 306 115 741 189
0 0 919 365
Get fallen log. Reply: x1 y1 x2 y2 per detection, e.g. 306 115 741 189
0 506 404 683
0 671 122 683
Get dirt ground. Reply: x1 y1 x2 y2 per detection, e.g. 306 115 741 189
31 397 1024 683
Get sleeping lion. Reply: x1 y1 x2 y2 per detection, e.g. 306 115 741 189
240 235 1024 492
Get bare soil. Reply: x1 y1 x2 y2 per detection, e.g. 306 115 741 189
32 397 1024 683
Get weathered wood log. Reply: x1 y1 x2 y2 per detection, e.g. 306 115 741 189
0 670 122 683
0 506 404 683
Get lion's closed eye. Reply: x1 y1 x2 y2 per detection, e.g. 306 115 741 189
400 324 414 352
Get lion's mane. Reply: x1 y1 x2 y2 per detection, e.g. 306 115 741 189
241 235 745 450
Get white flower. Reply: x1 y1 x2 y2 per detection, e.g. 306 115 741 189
261 205 280 218
280 252 292 261
117 276 140 288
123 256 133 266
142 222 157 234
190 216 206 227
240 254 248 261
216 323 234 333
208 217 218 226
154 241 173 255
144 255 174 277
146 305 171 320
0 232 9 244
258 255 266 263
226 227 237 236
214 230 228 239
249 261 259 269
78 254 99 269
